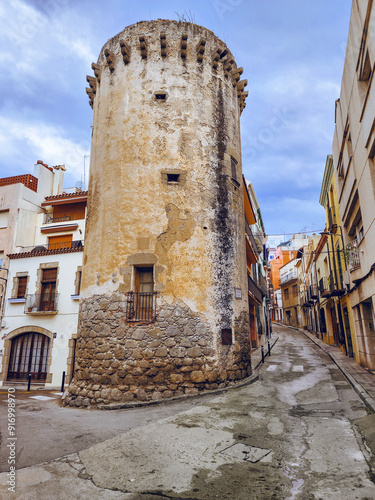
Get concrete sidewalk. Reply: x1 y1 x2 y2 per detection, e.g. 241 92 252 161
283 322 375 413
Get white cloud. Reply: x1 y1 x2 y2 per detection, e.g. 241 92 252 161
0 0 96 83
0 116 90 182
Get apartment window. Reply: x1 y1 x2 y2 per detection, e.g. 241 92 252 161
0 210 9 229
51 202 86 222
40 268 57 311
48 234 73 250
71 269 82 301
17 277 28 298
292 284 298 297
359 49 372 82
357 48 372 105
126 266 156 322
77 270 82 295
284 288 289 299
135 267 154 293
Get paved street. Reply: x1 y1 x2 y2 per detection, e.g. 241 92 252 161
1 324 375 499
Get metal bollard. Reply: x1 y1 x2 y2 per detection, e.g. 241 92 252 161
27 373 31 392
261 345 265 363
61 371 66 392
268 341 271 357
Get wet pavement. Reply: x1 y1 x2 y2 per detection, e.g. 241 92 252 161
1 324 375 499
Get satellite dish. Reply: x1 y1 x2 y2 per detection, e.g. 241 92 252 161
75 181 85 191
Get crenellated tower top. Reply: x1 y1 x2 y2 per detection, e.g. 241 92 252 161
85 19 248 113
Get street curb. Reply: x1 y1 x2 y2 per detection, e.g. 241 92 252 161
300 328 375 414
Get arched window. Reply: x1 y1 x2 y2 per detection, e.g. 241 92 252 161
7 333 50 381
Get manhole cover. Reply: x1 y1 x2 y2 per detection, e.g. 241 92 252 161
220 443 271 463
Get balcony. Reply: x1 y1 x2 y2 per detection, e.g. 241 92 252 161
245 220 259 263
330 273 346 296
280 269 298 285
348 240 361 272
310 284 318 300
256 273 267 296
44 214 72 224
319 277 330 297
125 292 157 322
300 291 309 307
25 293 59 314
8 240 84 259
247 274 263 303
251 225 264 252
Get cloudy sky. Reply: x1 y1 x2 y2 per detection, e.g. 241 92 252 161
0 0 352 236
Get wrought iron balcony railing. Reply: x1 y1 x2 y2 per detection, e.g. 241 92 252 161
125 292 157 322
348 239 361 271
25 293 59 313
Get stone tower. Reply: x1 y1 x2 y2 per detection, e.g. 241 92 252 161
66 20 250 407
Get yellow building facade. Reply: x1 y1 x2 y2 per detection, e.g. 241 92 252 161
319 155 357 359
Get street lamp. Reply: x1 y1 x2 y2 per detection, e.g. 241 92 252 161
320 226 347 270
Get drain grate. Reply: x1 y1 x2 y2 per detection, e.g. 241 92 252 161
220 443 271 463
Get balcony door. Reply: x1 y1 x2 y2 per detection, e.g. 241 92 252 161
134 267 154 321
7 333 50 381
40 268 57 311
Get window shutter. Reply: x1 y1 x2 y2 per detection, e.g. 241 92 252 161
42 268 57 281
17 277 27 298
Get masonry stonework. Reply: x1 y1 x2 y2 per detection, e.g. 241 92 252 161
66 19 251 407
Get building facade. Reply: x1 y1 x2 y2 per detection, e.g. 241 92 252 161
244 180 268 348
319 155 357 358
332 0 375 369
0 166 86 387
66 20 253 407
280 259 300 327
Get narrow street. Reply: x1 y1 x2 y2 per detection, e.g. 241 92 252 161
2 324 375 499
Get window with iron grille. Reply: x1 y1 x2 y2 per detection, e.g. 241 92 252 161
125 267 157 322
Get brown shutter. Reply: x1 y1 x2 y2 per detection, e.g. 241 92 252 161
42 268 57 281
17 277 27 298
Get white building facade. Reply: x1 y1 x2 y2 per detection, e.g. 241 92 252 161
0 167 86 387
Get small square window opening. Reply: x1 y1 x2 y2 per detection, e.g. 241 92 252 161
167 174 180 183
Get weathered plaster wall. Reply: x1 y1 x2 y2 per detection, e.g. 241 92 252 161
66 20 250 407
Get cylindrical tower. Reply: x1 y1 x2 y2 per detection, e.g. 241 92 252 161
66 20 250 407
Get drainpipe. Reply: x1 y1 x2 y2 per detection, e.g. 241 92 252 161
0 268 9 331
